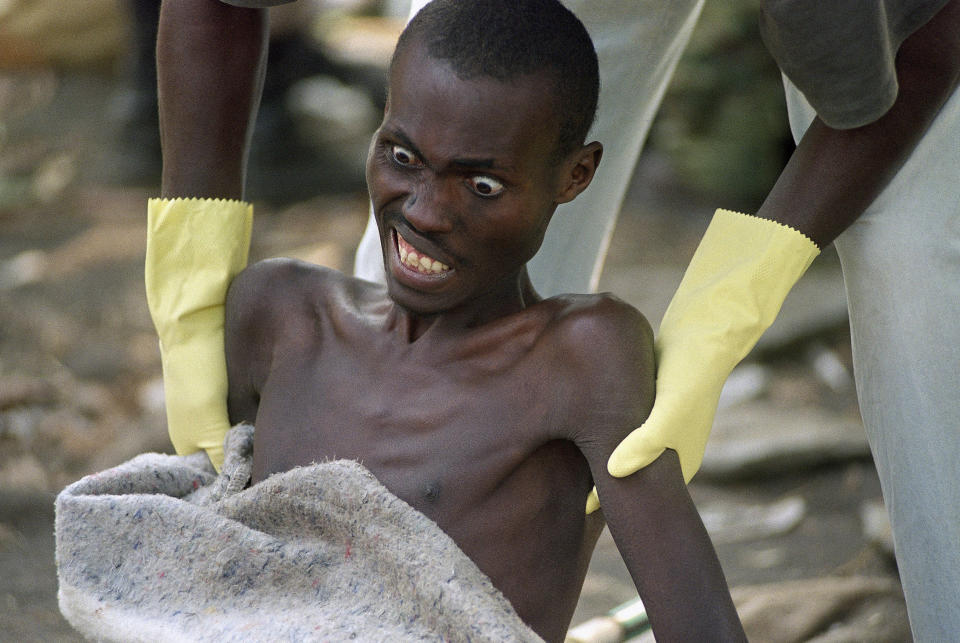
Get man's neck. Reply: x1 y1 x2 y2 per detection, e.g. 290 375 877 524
388 267 541 343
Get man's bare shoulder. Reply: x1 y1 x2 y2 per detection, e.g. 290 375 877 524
227 258 377 329
225 260 373 367
225 259 379 423
542 292 654 381
546 291 652 336
229 256 344 302
537 292 655 447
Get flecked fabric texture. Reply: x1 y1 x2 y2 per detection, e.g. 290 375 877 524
55 424 542 642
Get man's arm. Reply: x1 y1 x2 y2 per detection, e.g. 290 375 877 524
224 257 328 425
223 259 292 425
599 452 744 641
758 0 960 247
157 0 269 199
561 298 745 641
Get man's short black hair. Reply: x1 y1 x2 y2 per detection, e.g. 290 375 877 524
392 0 599 156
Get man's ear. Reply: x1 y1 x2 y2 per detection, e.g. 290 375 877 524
556 141 603 204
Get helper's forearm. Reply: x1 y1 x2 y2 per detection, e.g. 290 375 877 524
157 0 269 200
758 0 960 248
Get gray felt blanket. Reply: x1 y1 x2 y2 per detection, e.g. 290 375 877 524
55 424 542 642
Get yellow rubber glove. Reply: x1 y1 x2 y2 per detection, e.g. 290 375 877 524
145 198 253 471
586 209 819 513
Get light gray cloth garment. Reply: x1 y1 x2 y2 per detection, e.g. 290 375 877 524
55 424 542 643
784 74 960 643
759 0 950 128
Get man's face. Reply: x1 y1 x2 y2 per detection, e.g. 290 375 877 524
366 42 572 316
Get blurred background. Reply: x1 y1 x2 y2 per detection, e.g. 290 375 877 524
0 0 909 640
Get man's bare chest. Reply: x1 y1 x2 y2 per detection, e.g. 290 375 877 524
250 337 577 518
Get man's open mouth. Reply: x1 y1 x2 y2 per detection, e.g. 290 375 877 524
396 230 451 275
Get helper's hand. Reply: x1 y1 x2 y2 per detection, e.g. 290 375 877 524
586 209 818 513
145 198 253 471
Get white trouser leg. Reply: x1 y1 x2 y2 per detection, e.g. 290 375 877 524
785 79 960 642
354 0 706 296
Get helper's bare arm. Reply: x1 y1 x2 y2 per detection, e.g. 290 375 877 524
758 0 960 248
157 0 268 199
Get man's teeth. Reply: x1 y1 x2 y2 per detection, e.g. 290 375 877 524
398 237 450 274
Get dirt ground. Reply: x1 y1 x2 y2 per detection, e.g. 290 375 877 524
0 65 910 642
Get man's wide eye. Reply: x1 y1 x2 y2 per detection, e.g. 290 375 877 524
391 144 419 166
467 175 504 197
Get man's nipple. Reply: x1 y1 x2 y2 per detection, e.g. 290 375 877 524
422 481 441 503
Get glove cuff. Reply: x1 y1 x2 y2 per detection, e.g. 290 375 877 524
145 198 253 341
659 208 820 355
684 209 819 287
